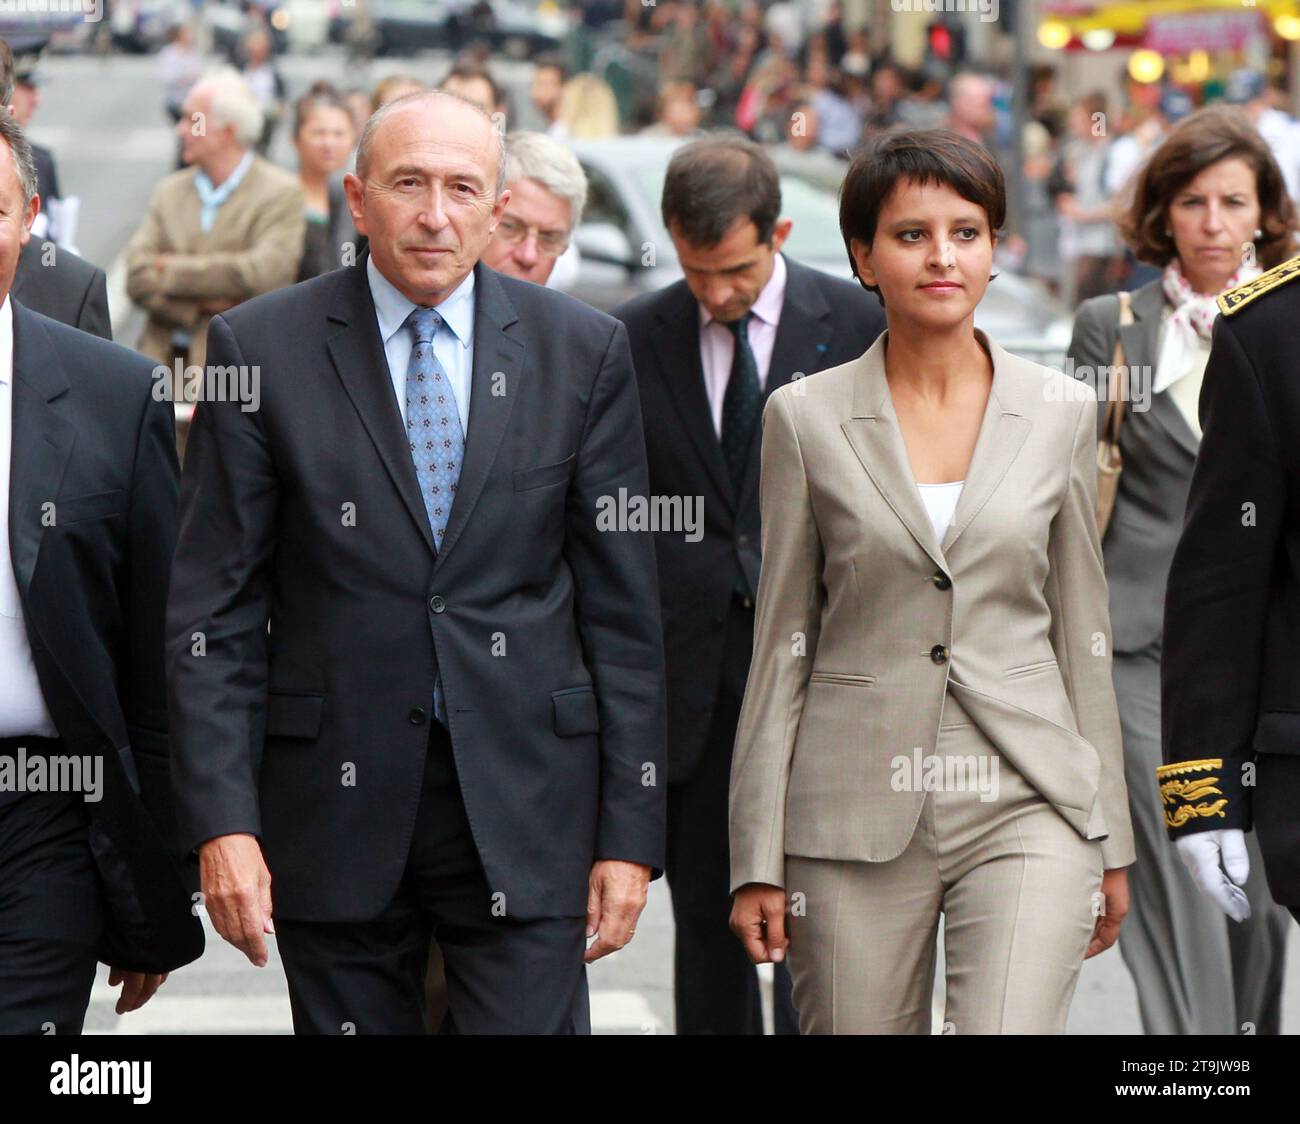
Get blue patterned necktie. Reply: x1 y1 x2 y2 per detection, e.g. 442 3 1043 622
405 306 464 723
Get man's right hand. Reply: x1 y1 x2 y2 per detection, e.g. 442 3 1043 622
1176 829 1251 922
199 833 274 966
729 883 788 965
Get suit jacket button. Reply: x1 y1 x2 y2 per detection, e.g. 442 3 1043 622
429 595 445 613
738 534 750 546
932 572 952 590
930 644 949 664
409 707 427 725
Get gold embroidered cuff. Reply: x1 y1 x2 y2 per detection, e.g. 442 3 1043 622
1157 758 1250 838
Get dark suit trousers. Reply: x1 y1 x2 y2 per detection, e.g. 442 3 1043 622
0 784 103 1035
275 721 589 1034
666 591 798 1035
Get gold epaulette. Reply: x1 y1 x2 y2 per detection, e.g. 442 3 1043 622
1217 255 1300 317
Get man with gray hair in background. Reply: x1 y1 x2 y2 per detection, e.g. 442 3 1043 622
125 66 304 446
481 130 587 291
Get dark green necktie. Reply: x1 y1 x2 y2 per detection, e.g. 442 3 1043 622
720 311 761 493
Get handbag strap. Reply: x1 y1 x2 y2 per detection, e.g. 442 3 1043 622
1101 290 1133 444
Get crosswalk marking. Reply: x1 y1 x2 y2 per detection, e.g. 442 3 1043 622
85 979 662 1035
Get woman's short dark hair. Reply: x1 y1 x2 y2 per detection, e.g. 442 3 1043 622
1120 104 1298 270
661 133 781 247
839 128 1006 300
293 80 355 139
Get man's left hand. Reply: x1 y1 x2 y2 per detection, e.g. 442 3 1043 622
583 860 650 963
105 968 168 1015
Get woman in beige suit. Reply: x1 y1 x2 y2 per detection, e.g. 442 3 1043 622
728 130 1135 1034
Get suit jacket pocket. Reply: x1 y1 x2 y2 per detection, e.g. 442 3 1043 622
552 685 599 737
265 692 325 739
1253 711 1300 756
514 454 575 492
808 671 877 686
55 488 125 524
1004 658 1059 681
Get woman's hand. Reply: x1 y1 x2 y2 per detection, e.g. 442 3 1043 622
729 883 789 964
1084 866 1129 959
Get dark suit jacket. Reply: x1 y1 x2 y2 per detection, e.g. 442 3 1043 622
12 239 112 341
7 299 203 972
166 258 667 923
1160 270 1300 906
611 256 885 781
1067 279 1199 653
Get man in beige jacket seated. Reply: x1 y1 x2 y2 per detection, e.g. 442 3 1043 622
126 68 305 451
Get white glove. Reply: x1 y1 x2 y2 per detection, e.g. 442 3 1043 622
1175 829 1251 922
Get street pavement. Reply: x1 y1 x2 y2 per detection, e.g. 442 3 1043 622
35 49 1300 1036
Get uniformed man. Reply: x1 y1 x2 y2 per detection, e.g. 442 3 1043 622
3 37 62 243
1160 254 1300 932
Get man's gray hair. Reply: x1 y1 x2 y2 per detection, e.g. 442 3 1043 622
199 67 264 149
504 131 588 230
356 89 507 196
0 110 38 209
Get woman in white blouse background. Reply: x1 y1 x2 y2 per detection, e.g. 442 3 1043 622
1067 104 1299 1035
728 129 1134 1034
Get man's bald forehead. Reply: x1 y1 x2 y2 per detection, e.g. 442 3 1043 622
358 89 505 191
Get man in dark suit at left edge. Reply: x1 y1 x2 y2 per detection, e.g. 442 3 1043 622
0 111 203 1034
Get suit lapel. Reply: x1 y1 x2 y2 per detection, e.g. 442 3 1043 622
651 282 733 508
735 257 835 514
1120 281 1199 458
841 334 948 572
8 302 75 598
432 263 523 569
941 334 1032 554
325 261 438 557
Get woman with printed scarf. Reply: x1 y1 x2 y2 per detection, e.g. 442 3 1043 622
1067 103 1299 1035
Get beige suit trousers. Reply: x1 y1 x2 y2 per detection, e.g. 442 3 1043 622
785 691 1104 1034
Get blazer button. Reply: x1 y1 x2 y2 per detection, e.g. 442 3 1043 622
429 595 446 613
930 644 949 664
931 572 952 590
408 707 427 725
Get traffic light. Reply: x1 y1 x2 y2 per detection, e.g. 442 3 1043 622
926 18 967 67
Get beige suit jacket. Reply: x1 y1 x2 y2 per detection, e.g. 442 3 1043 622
125 155 306 370
729 329 1136 891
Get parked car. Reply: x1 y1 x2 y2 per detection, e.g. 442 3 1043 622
566 136 1072 365
329 0 563 58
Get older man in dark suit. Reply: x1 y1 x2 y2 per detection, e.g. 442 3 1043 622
167 90 666 1034
0 110 202 1035
612 135 886 1034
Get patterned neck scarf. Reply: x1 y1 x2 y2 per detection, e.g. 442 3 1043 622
1153 256 1260 393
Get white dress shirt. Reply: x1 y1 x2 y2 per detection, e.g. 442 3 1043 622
698 252 787 438
0 294 58 737
367 255 476 435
